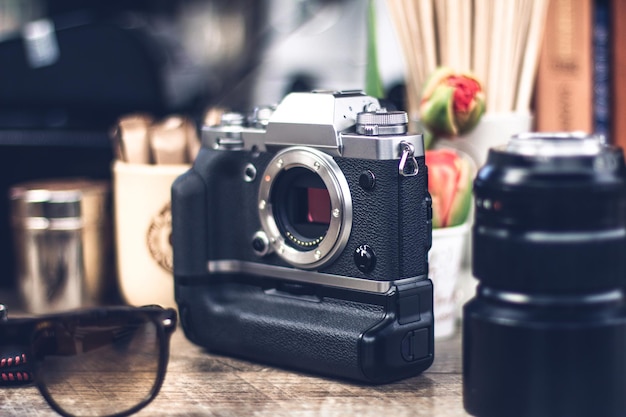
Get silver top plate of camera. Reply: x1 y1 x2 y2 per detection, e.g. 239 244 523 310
202 90 425 160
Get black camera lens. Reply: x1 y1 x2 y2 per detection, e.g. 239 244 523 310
464 133 626 417
473 133 626 293
271 166 331 249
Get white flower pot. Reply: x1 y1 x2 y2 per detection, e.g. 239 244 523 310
435 111 533 168
430 223 470 339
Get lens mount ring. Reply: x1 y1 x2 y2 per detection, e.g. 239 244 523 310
258 146 352 269
505 131 607 157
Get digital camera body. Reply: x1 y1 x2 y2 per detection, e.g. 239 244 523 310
171 90 433 383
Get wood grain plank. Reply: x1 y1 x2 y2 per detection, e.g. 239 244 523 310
0 291 468 417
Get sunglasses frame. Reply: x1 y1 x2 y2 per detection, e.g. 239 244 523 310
0 304 177 417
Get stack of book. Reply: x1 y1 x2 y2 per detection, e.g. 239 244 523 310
534 0 614 143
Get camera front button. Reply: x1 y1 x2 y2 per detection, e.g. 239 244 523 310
359 170 376 191
354 244 376 273
251 231 272 257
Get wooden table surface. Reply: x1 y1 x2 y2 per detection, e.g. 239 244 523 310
0 315 469 417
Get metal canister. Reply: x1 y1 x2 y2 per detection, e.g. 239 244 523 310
10 178 113 313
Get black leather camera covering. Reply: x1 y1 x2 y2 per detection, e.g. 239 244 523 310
172 148 430 280
172 146 433 383
176 275 433 383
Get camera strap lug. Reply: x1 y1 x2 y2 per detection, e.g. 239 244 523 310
398 141 419 177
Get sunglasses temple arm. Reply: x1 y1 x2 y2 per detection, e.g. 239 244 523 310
0 306 31 386
0 350 32 387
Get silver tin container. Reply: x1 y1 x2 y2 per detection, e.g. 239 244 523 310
10 178 113 313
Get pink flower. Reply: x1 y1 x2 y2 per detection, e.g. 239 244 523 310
426 149 474 228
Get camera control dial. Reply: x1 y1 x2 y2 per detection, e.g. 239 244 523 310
356 110 408 136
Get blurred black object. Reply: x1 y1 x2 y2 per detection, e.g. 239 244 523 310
0 0 267 288
464 133 626 417
0 13 161 130
0 0 267 131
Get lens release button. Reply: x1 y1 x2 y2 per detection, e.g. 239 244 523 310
354 244 376 273
252 231 272 257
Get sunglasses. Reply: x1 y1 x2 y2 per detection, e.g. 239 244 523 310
0 304 177 417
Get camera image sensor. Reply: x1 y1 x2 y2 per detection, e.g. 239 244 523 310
271 167 332 249
305 188 332 225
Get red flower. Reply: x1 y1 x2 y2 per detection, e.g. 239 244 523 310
448 76 482 113
420 67 486 137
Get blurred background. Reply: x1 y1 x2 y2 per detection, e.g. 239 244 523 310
0 0 620 293
0 0 406 289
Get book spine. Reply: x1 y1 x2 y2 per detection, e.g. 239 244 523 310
611 0 626 148
593 0 611 140
535 0 593 132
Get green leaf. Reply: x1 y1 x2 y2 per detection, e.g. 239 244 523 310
420 86 457 136
365 0 384 98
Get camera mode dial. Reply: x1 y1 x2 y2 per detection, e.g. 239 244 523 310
356 110 408 136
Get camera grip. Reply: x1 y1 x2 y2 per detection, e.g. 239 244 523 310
172 149 247 277
176 277 434 383
171 166 208 278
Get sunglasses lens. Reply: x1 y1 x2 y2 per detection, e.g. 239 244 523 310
34 312 162 417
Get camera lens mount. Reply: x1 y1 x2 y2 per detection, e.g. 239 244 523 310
505 131 606 156
258 147 352 269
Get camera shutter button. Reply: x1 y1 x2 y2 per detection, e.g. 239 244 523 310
354 244 376 273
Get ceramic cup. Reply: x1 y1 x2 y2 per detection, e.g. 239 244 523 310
113 161 189 308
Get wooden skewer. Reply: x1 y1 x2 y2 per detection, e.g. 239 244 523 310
515 0 549 112
386 0 549 114
498 0 518 112
416 0 437 77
